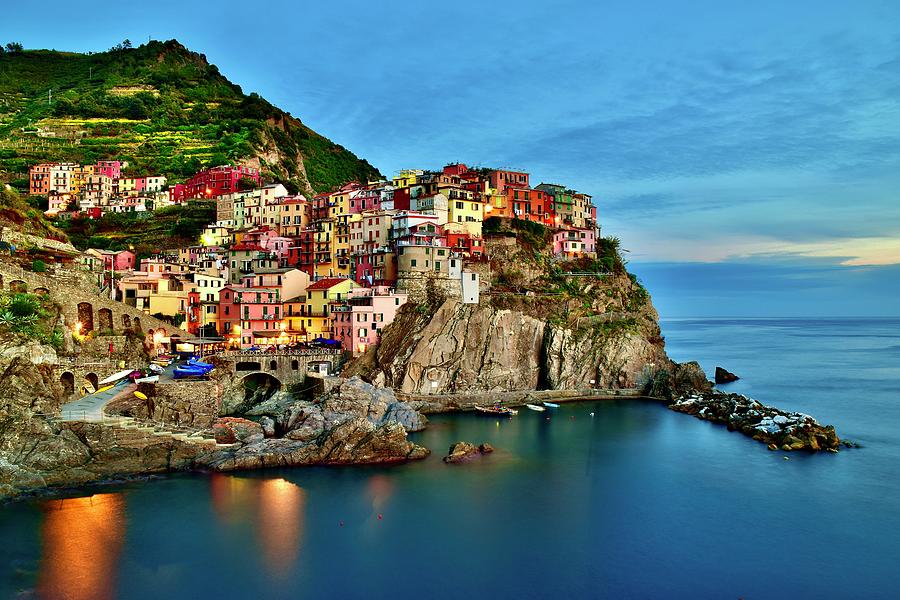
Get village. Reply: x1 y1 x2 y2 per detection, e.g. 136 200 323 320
27 160 600 356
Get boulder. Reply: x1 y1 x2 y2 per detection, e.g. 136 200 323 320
212 418 265 445
443 441 494 463
258 416 276 438
714 367 740 384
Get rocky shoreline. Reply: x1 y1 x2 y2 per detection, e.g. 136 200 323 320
668 390 844 452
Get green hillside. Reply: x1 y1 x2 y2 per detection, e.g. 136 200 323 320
0 40 381 195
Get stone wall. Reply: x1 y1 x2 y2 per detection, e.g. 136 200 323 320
0 261 173 343
397 271 462 305
399 388 641 414
107 380 220 428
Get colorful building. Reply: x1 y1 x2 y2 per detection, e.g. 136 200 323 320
331 286 408 355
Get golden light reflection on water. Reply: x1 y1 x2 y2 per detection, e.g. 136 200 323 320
210 474 306 579
257 478 305 579
37 493 125 600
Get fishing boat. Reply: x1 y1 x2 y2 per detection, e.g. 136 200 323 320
474 405 518 416
542 401 560 408
526 404 546 412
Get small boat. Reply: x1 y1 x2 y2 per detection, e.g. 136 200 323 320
134 391 148 400
96 384 115 393
475 405 517 416
147 363 165 374
98 368 136 386
542 401 560 408
135 375 159 384
526 404 546 412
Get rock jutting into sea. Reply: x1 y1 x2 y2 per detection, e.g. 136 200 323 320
714 366 740 384
668 391 841 452
442 441 495 463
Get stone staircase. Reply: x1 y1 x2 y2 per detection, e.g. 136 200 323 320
102 415 236 450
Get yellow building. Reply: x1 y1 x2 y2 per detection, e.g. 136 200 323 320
334 213 360 277
444 187 483 237
284 277 357 340
392 169 424 189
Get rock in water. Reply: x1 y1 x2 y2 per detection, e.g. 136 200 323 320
443 441 494 463
715 367 740 384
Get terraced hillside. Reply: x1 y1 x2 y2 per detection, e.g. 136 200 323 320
0 40 381 195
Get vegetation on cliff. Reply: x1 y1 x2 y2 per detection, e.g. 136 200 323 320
0 290 64 349
58 200 216 257
0 40 381 194
0 186 67 241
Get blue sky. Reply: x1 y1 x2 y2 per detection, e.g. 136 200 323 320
3 0 899 316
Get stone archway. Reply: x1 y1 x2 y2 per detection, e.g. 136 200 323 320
122 314 131 329
291 359 299 371
60 371 75 397
33 286 50 296
9 280 26 293
133 317 142 333
77 302 94 332
98 308 113 332
236 361 262 372
241 372 282 406
84 372 99 393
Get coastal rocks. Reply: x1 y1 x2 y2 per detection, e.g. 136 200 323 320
211 418 264 445
668 391 841 452
258 416 276 438
443 441 495 463
715 367 740 384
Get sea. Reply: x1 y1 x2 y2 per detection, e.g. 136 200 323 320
2 317 899 599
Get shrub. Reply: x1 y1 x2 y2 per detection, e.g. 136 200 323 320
31 259 46 272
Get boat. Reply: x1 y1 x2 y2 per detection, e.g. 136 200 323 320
98 368 136 386
474 405 518 416
147 364 165 374
173 365 212 379
96 384 115 393
542 401 560 408
134 391 148 400
526 404 546 412
135 375 159 384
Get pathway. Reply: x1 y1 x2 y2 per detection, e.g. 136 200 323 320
60 380 135 422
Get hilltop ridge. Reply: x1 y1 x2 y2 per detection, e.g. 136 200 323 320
0 39 380 194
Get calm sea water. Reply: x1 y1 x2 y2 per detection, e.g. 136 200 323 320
2 318 899 599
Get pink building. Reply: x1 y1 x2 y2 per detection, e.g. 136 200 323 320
259 235 294 264
552 227 596 257
95 160 124 179
331 286 408 355
220 285 282 348
99 250 136 271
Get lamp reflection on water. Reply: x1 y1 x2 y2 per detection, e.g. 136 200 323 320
38 493 125 600
210 474 306 579
257 478 305 578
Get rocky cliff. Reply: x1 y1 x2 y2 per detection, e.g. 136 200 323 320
347 230 671 395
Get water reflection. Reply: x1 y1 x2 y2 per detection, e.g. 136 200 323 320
257 478 305 579
37 493 125 600
210 474 306 579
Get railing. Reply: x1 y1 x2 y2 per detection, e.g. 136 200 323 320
219 348 342 357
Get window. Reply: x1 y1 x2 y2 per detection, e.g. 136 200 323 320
411 259 417 267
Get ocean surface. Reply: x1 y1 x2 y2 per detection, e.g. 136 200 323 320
2 318 899 599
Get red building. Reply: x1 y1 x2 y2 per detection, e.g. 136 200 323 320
446 231 484 257
489 169 530 194
95 160 125 179
170 165 262 202
505 187 555 227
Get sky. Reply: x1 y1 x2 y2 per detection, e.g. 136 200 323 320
3 0 899 316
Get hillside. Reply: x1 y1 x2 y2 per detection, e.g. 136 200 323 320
0 40 381 195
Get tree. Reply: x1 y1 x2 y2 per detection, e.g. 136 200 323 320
122 39 132 49
5 42 24 52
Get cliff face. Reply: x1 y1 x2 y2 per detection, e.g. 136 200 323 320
348 232 672 395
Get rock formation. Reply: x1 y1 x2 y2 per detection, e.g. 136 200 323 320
443 441 495 463
715 366 740 384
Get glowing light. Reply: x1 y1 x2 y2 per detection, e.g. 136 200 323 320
484 204 493 214
152 331 164 345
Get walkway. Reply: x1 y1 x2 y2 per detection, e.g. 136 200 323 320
60 380 135 422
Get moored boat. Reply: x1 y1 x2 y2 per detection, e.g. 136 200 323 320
474 405 518 416
526 404 546 412
542 401 560 408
